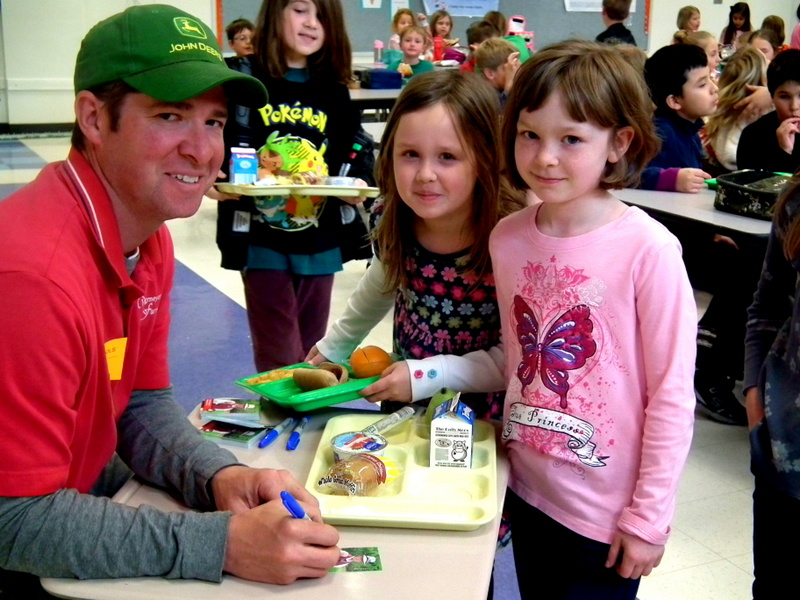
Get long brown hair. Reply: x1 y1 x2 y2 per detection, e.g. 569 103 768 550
776 177 800 260
502 39 660 191
252 0 352 84
374 70 523 293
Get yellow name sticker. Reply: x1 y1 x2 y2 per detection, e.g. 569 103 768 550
104 338 128 381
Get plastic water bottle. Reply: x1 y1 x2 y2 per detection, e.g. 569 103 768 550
373 40 384 66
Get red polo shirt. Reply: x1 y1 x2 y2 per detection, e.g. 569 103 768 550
0 149 173 495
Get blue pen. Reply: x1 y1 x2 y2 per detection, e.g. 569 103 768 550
280 490 313 520
258 417 296 448
286 416 310 451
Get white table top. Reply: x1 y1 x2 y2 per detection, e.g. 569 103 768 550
349 87 402 102
616 188 772 237
42 406 509 600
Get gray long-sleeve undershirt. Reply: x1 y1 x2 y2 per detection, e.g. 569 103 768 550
0 387 242 581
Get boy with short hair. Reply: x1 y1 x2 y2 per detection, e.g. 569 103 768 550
596 0 637 46
737 49 800 173
475 37 520 107
460 20 501 73
641 44 717 192
225 18 254 60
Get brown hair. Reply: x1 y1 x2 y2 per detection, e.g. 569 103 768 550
775 178 800 260
761 15 786 45
375 70 523 293
226 18 254 41
676 6 700 31
71 80 138 151
253 0 352 84
429 10 453 38
746 29 781 54
502 39 660 191
476 37 518 72
483 11 507 36
602 0 632 22
392 8 414 33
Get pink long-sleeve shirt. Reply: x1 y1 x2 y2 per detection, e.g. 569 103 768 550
491 204 696 546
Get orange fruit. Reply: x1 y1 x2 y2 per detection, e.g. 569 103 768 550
350 346 393 378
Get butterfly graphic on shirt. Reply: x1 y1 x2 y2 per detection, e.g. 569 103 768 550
513 295 597 409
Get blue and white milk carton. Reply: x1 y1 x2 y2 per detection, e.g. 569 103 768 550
430 396 474 468
229 147 258 184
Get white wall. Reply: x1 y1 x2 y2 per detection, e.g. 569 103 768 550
0 0 216 127
0 0 797 127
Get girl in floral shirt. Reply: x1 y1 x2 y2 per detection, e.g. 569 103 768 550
307 69 523 419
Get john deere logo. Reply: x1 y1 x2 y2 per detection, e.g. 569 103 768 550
174 17 207 39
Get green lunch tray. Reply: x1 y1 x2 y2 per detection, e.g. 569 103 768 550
235 363 380 412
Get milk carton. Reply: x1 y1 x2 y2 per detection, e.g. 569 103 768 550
430 396 474 468
229 147 258 184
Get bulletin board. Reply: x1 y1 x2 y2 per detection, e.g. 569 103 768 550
221 0 647 53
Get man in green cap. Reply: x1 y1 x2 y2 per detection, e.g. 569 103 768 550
0 4 339 594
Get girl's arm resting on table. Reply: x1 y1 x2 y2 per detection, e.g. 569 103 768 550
0 491 229 580
618 240 697 547
315 258 396 363
116 387 241 511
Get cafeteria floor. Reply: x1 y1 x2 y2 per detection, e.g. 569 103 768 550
2 135 754 600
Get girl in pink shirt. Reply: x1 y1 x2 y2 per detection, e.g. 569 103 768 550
493 40 697 599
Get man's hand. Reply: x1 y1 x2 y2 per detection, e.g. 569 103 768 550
676 168 711 193
211 465 321 517
745 387 765 431
734 85 773 123
359 361 412 404
304 345 328 366
606 531 664 579
776 117 800 155
224 500 340 584
205 170 241 201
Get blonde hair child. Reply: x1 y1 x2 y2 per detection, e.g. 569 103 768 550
307 70 524 417
704 46 768 170
494 40 696 598
677 6 700 32
674 30 721 75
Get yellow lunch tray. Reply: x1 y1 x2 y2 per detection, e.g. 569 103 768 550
306 413 498 531
215 182 380 198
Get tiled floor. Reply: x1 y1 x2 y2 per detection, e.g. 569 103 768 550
3 135 755 599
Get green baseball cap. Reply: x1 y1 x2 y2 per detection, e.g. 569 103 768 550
74 4 266 108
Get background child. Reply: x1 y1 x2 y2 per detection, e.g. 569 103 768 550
475 37 521 108
484 10 507 36
673 30 722 77
225 18 254 60
461 20 501 72
429 9 456 45
746 29 782 64
214 0 364 372
738 49 800 173
744 174 800 599
595 0 636 46
386 26 434 80
496 39 695 599
306 69 523 418
677 5 701 32
704 46 768 171
640 44 716 193
720 2 752 48
389 8 414 50
761 15 789 52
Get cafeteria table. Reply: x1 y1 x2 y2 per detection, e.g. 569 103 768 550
41 405 509 600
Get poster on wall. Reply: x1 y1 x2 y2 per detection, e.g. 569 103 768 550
422 0 499 18
391 0 409 15
363 0 382 7
564 0 636 11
